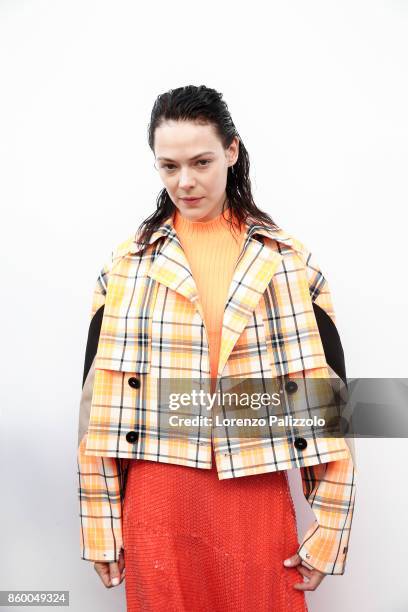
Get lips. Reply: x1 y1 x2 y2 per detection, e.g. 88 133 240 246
181 197 202 202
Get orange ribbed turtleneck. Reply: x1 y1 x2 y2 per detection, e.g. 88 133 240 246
173 208 247 386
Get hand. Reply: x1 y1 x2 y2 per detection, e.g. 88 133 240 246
94 548 126 588
283 553 326 591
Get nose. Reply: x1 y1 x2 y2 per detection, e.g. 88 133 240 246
178 166 196 189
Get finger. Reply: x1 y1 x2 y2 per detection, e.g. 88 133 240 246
296 564 313 579
283 553 302 568
116 551 126 583
109 562 122 587
118 549 126 574
294 573 324 592
94 563 112 588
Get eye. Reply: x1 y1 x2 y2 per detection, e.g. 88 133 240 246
162 163 176 171
196 159 211 167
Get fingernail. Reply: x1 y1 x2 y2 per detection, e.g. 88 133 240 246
284 559 291 566
111 577 119 586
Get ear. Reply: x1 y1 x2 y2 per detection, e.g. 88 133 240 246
228 136 240 166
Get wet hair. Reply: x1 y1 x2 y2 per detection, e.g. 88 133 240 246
136 84 277 247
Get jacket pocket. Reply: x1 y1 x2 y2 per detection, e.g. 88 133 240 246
258 288 328 377
94 269 158 374
85 363 154 456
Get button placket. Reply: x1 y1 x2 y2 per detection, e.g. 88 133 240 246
127 376 141 443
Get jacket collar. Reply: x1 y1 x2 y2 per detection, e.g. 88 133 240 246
126 210 302 378
127 211 299 255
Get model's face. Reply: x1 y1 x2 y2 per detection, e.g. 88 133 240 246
153 120 239 222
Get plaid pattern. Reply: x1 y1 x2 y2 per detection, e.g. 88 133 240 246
77 213 356 574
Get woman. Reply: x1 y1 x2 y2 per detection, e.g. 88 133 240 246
77 85 356 611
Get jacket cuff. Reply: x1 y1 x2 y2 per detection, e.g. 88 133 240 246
81 544 124 563
297 522 349 575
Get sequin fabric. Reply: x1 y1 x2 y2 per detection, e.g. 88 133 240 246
122 445 309 612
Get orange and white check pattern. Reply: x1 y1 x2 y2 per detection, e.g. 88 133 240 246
77 213 356 574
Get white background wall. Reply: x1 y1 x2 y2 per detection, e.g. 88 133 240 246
1 1 407 611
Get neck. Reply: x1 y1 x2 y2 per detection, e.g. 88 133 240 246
173 207 242 235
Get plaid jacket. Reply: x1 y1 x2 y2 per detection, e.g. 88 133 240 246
77 213 356 575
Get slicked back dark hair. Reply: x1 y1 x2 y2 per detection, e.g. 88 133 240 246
136 84 277 247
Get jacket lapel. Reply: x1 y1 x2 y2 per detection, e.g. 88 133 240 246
216 235 283 377
129 213 301 377
145 228 206 322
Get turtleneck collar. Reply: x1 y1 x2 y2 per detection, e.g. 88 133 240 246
173 206 243 237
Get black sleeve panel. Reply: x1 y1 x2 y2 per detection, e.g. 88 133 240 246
82 305 104 389
313 302 347 387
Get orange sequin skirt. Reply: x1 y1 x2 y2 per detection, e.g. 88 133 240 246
122 446 308 612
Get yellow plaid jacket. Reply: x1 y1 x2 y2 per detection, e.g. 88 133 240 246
77 213 356 575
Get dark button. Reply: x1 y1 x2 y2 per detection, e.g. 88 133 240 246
126 431 139 444
285 380 298 394
128 377 141 389
294 436 307 450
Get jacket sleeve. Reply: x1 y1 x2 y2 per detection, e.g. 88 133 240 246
77 254 130 563
296 245 357 575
